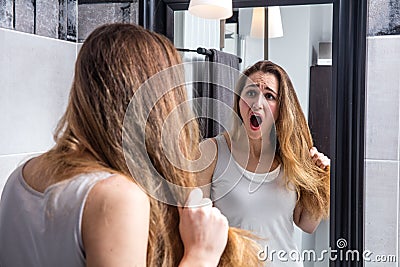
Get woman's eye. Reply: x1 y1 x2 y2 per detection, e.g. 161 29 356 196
264 93 275 100
246 90 258 97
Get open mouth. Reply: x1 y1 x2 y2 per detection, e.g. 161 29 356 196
250 114 263 130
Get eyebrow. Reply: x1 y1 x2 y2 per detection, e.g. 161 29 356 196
244 84 258 89
245 83 278 95
264 87 278 95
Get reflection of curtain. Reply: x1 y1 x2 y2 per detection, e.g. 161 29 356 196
193 49 240 139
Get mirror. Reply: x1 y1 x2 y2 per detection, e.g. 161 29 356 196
142 0 366 264
173 4 332 266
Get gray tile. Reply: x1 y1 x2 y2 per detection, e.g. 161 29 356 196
14 0 34 34
313 220 329 267
0 0 13 29
365 37 400 160
77 2 137 42
368 0 390 36
364 160 398 266
66 0 77 42
36 0 59 39
368 0 400 36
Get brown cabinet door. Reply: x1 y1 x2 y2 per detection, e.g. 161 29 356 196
308 65 332 157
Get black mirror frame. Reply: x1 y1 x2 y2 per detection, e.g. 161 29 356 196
139 1 367 266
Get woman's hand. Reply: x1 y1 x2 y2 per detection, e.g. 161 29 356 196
310 147 330 170
178 188 229 267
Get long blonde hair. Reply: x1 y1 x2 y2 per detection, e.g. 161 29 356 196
40 23 261 266
232 60 330 219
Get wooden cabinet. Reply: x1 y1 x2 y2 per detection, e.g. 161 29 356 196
308 65 332 157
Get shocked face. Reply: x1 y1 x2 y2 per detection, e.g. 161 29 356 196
238 71 280 140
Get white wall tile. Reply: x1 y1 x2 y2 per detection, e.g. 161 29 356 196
0 152 41 198
365 160 398 266
313 220 329 267
398 161 400 267
0 28 76 155
365 36 400 161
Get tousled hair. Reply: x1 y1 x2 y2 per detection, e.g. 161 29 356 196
40 23 261 266
232 60 330 219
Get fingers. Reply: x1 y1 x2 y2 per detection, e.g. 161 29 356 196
186 188 203 207
310 147 330 169
179 204 229 265
310 147 318 157
199 197 212 208
179 188 213 220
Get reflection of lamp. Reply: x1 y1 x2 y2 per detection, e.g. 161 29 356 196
250 7 283 38
189 0 233 20
250 7 283 60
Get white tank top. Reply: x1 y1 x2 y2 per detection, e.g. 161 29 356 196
211 135 303 266
0 162 113 267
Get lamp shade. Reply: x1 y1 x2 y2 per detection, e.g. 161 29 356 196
188 0 233 20
250 7 283 39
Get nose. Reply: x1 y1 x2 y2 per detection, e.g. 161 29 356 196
251 95 264 110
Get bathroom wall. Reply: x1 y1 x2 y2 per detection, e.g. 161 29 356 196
174 11 221 101
268 6 313 118
364 0 400 266
0 28 77 196
0 1 138 197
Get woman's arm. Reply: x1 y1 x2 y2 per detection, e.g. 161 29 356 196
82 174 229 267
196 138 218 198
178 193 229 267
82 175 150 267
293 204 322 234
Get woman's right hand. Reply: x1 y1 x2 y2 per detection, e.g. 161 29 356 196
178 188 229 267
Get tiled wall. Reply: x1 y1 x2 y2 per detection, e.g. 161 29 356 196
0 0 77 41
365 1 400 266
0 0 138 42
78 2 138 42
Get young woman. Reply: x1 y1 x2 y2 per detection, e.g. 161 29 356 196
0 23 261 267
198 61 330 266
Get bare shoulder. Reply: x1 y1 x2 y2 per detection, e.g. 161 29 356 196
91 173 146 195
293 203 321 234
198 137 218 175
196 138 219 198
200 137 216 152
85 174 149 210
82 174 150 267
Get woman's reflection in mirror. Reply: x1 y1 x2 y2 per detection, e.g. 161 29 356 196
197 60 330 266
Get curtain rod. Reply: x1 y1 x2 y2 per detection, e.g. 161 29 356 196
176 47 242 63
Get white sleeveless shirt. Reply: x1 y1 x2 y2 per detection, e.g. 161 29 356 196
211 135 303 266
0 162 113 267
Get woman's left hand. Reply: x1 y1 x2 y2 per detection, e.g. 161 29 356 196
310 147 330 170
